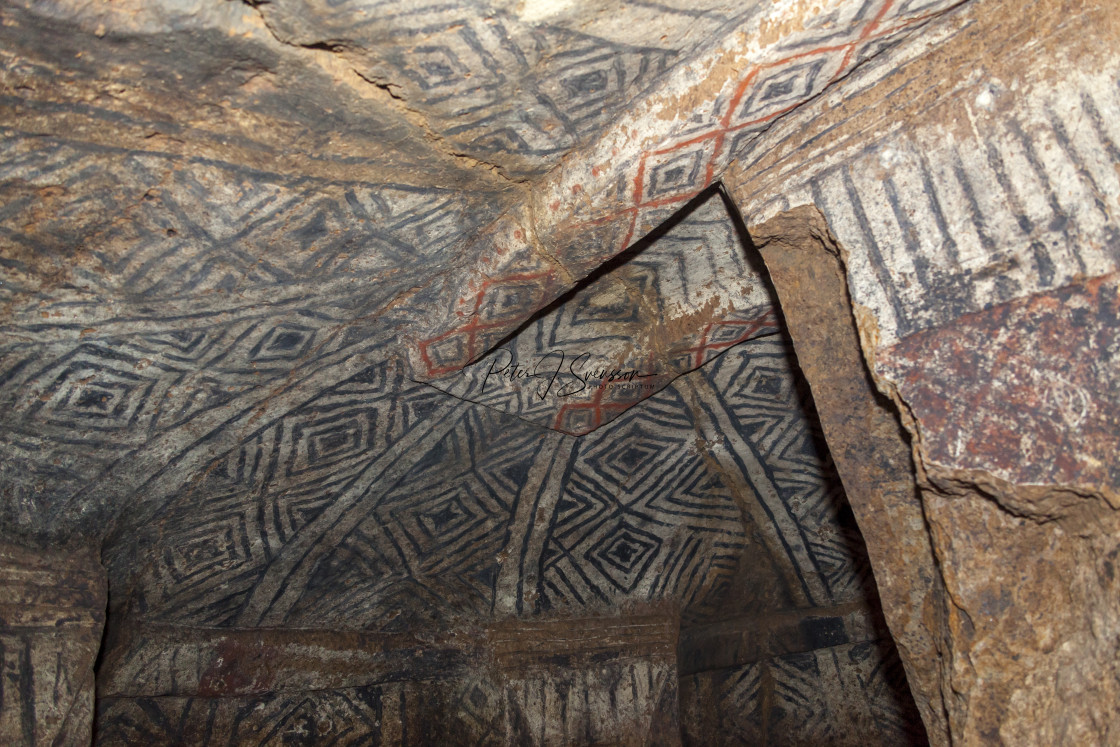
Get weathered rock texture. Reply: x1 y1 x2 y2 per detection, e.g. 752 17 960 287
743 206 951 744
0 542 105 746
724 0 1120 742
1 0 1117 742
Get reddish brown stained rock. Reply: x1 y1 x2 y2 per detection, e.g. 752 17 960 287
879 271 1120 507
735 203 947 746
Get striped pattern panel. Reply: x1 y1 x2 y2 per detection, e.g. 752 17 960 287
680 638 925 746
96 657 677 746
732 13 1120 347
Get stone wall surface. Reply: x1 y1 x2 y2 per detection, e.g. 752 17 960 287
725 0 1120 742
96 613 683 746
0 542 105 746
727 0 1120 502
83 244 921 742
745 207 951 745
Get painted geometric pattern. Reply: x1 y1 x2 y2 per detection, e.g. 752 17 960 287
0 0 974 558
702 337 875 607
96 657 676 746
732 10 1120 345
428 190 778 434
250 0 745 176
0 309 417 543
415 0 966 375
537 383 747 619
96 687 395 746
679 639 926 746
0 546 104 747
679 661 766 743
282 404 551 631
841 639 929 743
0 129 493 312
133 358 457 627
587 0 965 242
122 328 869 635
443 26 678 169
0 119 501 538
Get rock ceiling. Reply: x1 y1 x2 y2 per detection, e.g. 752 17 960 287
5 0 1120 742
1 0 962 538
0 2 954 737
18 0 1102 743
0 0 963 713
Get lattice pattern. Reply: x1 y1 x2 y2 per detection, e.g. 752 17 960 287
703 338 876 607
538 384 746 616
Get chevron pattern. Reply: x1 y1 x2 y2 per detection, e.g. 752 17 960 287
679 639 925 745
